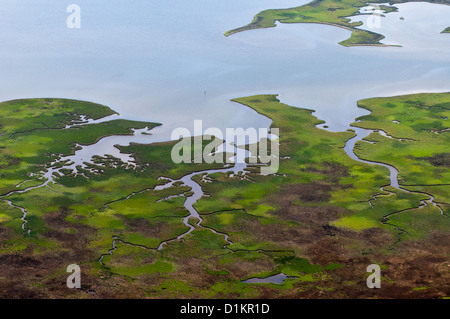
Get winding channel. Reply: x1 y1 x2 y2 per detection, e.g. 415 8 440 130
98 146 248 268
154 147 252 250
0 115 142 235
100 119 448 276
344 126 446 247
0 168 55 235
151 121 448 256
0 109 446 265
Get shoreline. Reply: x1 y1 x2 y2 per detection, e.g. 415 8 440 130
224 0 450 47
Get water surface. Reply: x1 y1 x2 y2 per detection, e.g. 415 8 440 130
0 0 449 144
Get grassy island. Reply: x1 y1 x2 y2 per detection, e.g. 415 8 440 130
0 95 448 298
225 0 450 46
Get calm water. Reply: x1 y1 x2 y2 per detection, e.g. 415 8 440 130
243 273 289 284
1 0 449 145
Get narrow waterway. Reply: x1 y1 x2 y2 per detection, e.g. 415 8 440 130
0 167 55 235
156 149 249 250
343 125 446 246
344 127 400 189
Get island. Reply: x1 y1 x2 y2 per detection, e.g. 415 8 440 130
0 93 448 298
224 0 450 46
